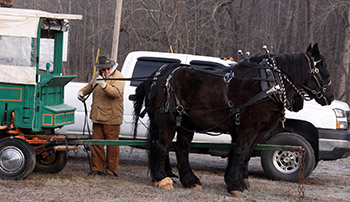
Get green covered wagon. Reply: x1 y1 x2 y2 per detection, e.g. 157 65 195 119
0 7 81 179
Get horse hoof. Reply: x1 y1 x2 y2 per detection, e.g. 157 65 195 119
191 184 202 190
230 190 243 197
155 177 174 190
243 178 250 191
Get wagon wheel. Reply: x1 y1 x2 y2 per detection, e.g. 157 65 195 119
261 132 315 182
0 137 36 180
35 150 68 173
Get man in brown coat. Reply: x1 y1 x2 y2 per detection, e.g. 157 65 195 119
78 56 124 177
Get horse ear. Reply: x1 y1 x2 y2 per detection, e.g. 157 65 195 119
312 43 320 56
306 43 320 57
306 43 312 53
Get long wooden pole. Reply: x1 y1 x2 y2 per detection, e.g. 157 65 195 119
79 140 303 151
111 0 123 63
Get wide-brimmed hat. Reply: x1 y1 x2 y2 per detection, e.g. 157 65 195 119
95 56 115 69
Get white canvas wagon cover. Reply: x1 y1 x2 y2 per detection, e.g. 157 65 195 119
0 8 82 85
0 7 82 38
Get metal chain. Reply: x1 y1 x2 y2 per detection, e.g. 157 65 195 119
298 148 306 198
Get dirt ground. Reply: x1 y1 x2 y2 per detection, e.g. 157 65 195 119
1 147 350 202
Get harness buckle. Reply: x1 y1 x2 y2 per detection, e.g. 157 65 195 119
176 116 182 127
176 105 184 113
311 67 319 74
266 85 280 95
316 92 324 99
228 100 234 108
224 72 235 83
235 113 240 125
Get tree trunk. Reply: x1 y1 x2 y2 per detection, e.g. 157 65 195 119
339 6 350 100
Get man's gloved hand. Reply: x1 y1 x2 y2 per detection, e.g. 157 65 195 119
77 91 86 101
96 75 107 89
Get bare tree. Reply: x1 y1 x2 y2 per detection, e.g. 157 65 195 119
11 0 350 103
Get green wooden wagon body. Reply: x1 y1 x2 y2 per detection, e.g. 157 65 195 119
0 8 81 132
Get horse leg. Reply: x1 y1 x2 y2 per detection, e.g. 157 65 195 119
165 154 178 178
225 130 254 196
175 128 201 189
149 117 176 190
239 150 255 193
240 130 270 192
225 147 251 196
226 127 270 196
152 140 175 189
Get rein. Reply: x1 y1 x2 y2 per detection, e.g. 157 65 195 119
98 75 160 82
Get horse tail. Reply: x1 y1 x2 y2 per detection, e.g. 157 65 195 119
147 116 157 178
133 63 170 139
132 81 157 178
133 81 147 139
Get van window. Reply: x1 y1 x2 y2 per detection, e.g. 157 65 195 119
130 57 180 86
190 60 226 69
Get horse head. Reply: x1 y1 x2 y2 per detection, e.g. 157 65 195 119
256 44 334 106
303 43 334 105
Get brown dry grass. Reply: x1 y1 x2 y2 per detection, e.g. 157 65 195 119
1 147 350 202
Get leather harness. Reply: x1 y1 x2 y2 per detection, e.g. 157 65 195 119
160 61 284 134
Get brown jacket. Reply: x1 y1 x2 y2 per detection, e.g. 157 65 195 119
80 70 124 125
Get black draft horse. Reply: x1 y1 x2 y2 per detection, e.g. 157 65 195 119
133 44 334 196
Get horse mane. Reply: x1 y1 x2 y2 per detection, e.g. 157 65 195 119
229 60 263 80
272 53 310 84
245 52 310 85
239 53 309 112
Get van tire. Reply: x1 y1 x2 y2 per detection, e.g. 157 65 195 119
261 132 315 182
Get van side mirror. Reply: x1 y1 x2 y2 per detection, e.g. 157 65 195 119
129 94 136 101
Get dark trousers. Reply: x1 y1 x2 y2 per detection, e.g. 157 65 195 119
91 123 120 175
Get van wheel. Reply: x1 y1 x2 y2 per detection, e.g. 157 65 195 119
0 137 36 180
261 132 315 182
35 150 68 173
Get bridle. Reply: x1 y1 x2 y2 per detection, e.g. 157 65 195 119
302 54 332 103
263 53 332 126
